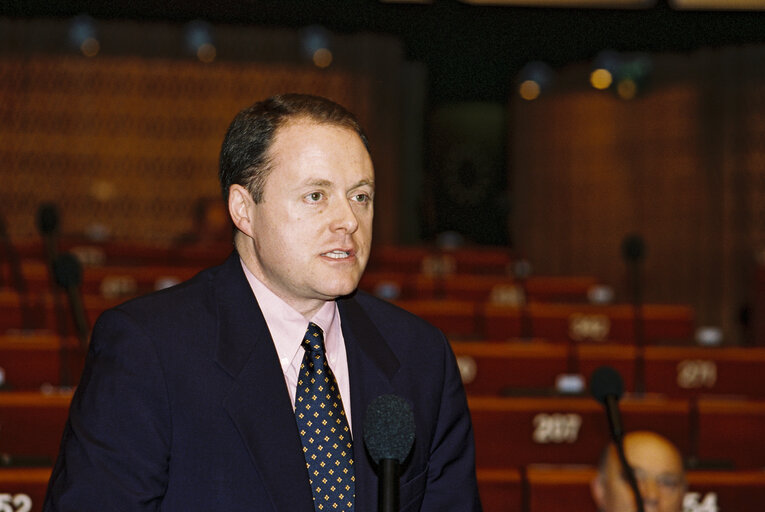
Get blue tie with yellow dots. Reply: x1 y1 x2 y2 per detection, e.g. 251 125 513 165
295 322 355 512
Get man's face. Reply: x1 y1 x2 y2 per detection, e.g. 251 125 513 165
243 119 374 316
593 433 686 512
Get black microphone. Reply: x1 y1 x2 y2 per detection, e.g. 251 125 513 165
36 203 60 264
620 233 646 394
621 233 645 264
363 394 416 512
590 366 644 512
590 365 625 442
52 253 90 348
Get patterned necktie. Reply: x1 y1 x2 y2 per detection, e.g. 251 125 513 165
295 322 355 511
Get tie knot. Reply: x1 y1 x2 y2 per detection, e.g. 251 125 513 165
302 322 326 355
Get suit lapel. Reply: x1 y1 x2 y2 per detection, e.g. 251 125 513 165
213 253 314 511
338 295 401 512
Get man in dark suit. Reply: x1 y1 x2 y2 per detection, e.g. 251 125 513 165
44 94 481 511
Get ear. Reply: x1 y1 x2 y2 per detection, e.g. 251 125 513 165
591 476 606 511
228 184 256 239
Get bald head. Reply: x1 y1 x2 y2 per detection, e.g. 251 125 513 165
591 431 686 512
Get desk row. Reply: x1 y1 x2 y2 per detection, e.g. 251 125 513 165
1 291 695 344
0 466 762 512
0 391 761 469
453 341 765 399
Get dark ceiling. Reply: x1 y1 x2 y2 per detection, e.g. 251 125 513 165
3 0 765 103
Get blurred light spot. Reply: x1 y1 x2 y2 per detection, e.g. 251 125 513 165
69 15 99 57
186 20 215 63
197 42 216 63
519 80 541 101
312 48 333 68
590 68 612 90
80 37 100 57
517 61 553 100
91 180 115 202
617 78 638 100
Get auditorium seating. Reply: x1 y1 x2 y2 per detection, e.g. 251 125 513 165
1 465 763 512
696 397 765 469
451 341 573 395
0 468 51 512
484 303 695 343
0 290 122 334
0 391 71 465
518 465 765 512
0 334 84 389
5 241 765 509
391 299 485 339
468 395 691 468
643 345 765 399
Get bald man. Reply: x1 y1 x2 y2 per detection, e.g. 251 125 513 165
591 431 687 512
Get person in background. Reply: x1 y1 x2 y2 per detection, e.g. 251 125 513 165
591 431 686 512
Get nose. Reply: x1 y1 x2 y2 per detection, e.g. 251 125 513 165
639 478 660 510
330 197 359 234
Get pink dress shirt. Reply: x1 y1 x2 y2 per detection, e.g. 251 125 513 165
240 260 353 433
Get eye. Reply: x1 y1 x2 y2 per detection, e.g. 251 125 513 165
306 192 324 202
352 192 371 204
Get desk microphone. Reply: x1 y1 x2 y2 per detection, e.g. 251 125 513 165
363 394 416 512
590 366 644 512
53 252 90 348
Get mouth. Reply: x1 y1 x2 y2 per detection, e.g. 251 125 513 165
321 249 355 260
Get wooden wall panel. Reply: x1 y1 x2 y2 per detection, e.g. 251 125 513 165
0 25 408 245
511 47 765 344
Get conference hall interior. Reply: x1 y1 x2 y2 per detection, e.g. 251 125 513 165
1 1 765 510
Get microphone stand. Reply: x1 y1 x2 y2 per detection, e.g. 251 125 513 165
614 437 645 512
379 458 400 512
606 397 644 512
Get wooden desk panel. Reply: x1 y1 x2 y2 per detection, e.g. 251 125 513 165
451 341 571 395
0 291 122 334
642 346 765 398
525 466 765 512
576 344 638 393
393 300 482 339
525 304 695 344
476 468 523 512
697 398 765 469
0 391 72 464
469 396 691 468
0 335 85 389
0 468 51 512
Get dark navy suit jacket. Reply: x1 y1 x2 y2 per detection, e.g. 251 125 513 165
44 252 481 511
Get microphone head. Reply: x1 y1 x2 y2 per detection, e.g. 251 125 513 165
36 203 60 235
52 253 83 289
363 394 416 465
590 366 624 405
621 234 645 263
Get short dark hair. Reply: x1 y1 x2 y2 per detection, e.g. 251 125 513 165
218 93 369 203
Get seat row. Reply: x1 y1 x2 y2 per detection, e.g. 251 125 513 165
452 341 765 399
0 390 762 470
10 240 516 275
0 335 757 399
10 260 599 304
0 288 696 343
0 466 762 512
